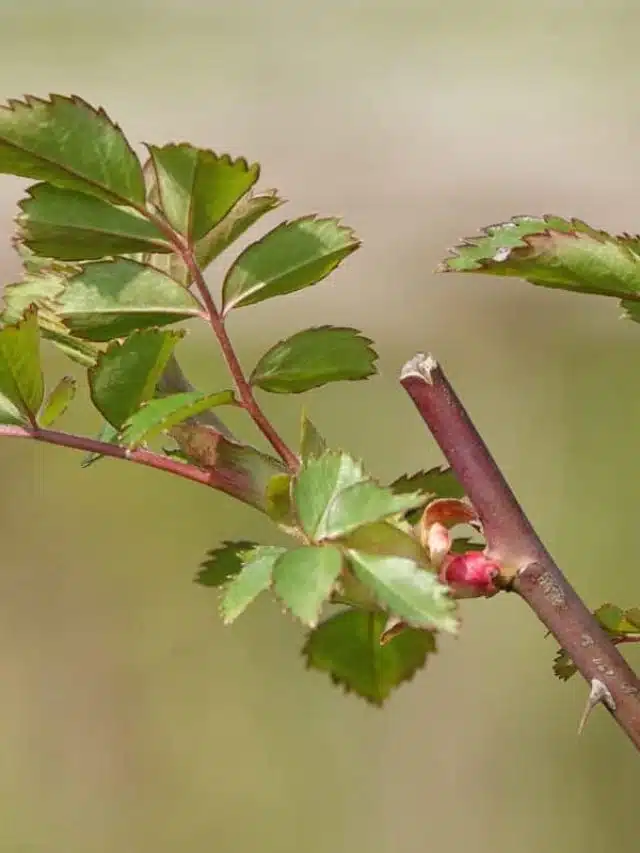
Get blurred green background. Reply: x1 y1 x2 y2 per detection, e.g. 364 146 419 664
0 0 639 850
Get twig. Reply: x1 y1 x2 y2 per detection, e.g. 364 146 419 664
0 424 249 503
400 352 640 750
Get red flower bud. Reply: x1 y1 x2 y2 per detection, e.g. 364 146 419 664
440 551 500 599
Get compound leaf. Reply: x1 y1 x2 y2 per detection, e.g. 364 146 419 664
347 549 457 632
0 307 44 425
121 389 236 448
146 144 259 241
57 258 202 341
273 545 343 627
222 216 359 314
221 545 286 624
88 328 183 428
250 326 378 394
0 94 145 206
303 609 436 705
38 376 76 426
196 540 259 588
17 183 171 260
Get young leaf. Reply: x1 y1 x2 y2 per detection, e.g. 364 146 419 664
390 467 465 500
196 540 259 588
292 451 367 540
0 94 145 206
2 266 100 367
221 217 360 314
169 423 288 513
273 546 343 627
120 389 236 448
265 473 294 524
592 603 640 634
299 412 327 462
250 326 378 394
80 421 120 468
552 648 577 681
0 308 44 425
221 545 287 624
57 258 202 341
146 144 259 241
439 215 640 301
194 189 283 270
303 609 436 705
38 376 76 426
346 549 457 632
390 467 465 524
339 520 429 565
553 602 640 681
88 328 183 428
17 183 172 260
314 480 425 541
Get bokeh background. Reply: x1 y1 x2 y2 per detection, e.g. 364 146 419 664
0 0 639 850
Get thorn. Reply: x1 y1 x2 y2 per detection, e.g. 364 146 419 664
577 678 616 735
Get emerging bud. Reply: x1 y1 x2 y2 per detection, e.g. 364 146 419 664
422 521 451 568
440 551 500 599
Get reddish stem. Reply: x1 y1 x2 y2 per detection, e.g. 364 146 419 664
0 424 248 502
146 210 299 472
400 352 640 750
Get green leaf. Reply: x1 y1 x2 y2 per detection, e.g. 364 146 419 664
316 481 425 540
58 258 202 341
221 217 360 314
292 451 367 540
303 609 436 705
88 328 183 428
17 183 172 261
169 423 288 513
121 389 236 448
265 473 294 524
250 326 378 394
0 308 44 425
390 467 464 500
390 467 465 523
146 144 259 241
38 376 76 426
347 549 457 632
221 545 286 624
0 94 145 206
552 648 577 681
80 421 120 468
2 265 100 367
292 450 422 541
439 215 640 301
273 546 343 627
196 540 258 588
592 603 639 634
339 520 429 565
299 412 327 462
194 189 283 270
553 602 640 681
